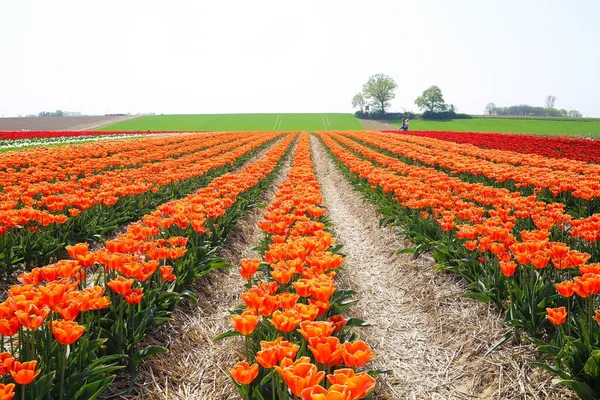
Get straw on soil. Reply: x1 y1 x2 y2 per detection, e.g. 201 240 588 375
310 135 574 400
130 143 295 400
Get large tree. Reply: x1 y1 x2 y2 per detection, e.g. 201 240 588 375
362 74 397 113
545 95 556 108
484 102 497 115
351 93 366 112
415 85 447 112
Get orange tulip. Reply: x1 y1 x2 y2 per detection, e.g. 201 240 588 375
51 320 85 345
66 243 89 260
274 357 326 397
231 312 260 336
107 276 134 296
0 353 14 376
308 336 343 366
297 321 336 341
300 384 351 400
124 288 143 305
239 258 261 280
546 307 567 325
327 316 347 332
255 348 279 369
228 361 259 385
15 305 50 330
499 261 517 277
340 341 375 368
555 281 575 297
10 360 40 385
0 383 15 400
270 309 302 333
327 369 376 399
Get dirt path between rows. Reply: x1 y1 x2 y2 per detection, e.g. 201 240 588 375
310 135 573 400
132 144 295 400
359 119 398 131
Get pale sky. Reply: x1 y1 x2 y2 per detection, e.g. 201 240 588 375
1 0 599 117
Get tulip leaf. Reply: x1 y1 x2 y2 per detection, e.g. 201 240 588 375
530 362 571 380
133 345 168 363
345 318 370 327
463 292 490 304
214 330 242 341
32 371 55 400
260 370 275 385
367 369 391 377
553 379 598 400
584 351 600 379
73 376 116 400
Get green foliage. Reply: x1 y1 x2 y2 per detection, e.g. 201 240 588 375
414 85 446 113
361 74 398 114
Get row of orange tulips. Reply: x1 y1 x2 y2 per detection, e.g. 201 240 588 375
348 130 600 204
0 132 270 230
0 133 283 276
316 131 600 399
0 133 296 399
336 131 600 247
0 132 225 188
220 133 378 400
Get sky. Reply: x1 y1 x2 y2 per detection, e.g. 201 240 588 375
1 0 599 117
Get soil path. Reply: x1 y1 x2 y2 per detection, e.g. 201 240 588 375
359 119 398 131
0 115 138 132
310 135 572 400
132 144 294 400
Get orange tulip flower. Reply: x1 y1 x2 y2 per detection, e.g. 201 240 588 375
255 348 279 369
327 369 376 399
327 316 347 332
297 321 336 341
0 383 15 400
51 320 85 345
546 307 567 325
15 305 50 330
239 258 261 280
499 261 517 277
0 353 15 376
308 336 343 366
231 312 260 336
10 360 40 385
228 361 259 385
555 281 575 297
270 309 302 333
340 341 375 368
300 384 351 400
66 243 89 260
274 357 326 397
107 276 134 296
124 288 143 305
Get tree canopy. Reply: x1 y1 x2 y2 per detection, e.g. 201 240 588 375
415 86 447 113
351 93 366 112
361 74 397 113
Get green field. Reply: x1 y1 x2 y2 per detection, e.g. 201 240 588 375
98 113 364 132
391 117 600 136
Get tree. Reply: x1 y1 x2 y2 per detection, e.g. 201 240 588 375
415 85 447 113
484 102 497 115
545 95 556 108
569 110 583 118
351 93 366 113
362 74 397 114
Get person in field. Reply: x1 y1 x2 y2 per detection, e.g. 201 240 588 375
398 118 409 132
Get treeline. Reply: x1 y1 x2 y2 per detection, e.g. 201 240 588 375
356 110 472 121
486 103 583 118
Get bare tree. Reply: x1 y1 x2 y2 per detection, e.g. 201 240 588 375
545 95 556 108
484 102 497 115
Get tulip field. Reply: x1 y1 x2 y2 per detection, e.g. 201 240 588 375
2 128 600 399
